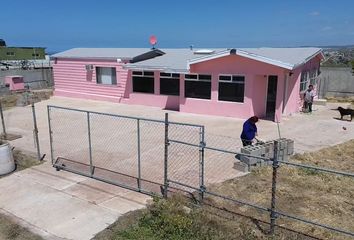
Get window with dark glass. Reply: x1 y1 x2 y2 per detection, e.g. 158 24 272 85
160 72 180 95
185 74 211 99
96 67 117 85
132 71 155 93
218 75 245 102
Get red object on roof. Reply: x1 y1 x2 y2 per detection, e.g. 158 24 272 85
149 35 157 46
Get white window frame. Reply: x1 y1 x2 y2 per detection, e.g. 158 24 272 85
184 73 212 100
300 71 309 92
132 70 155 94
96 67 117 85
159 72 180 96
132 70 154 77
184 73 211 82
160 72 180 78
309 69 317 85
218 74 245 103
218 74 245 83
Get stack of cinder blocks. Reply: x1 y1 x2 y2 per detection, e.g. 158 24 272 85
277 138 294 161
234 138 294 172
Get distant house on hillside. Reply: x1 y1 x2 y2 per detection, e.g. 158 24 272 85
0 39 45 61
51 47 323 121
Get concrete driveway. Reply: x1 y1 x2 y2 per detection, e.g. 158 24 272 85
1 96 354 239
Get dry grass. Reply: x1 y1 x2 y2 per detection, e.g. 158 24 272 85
326 96 354 108
0 148 42 178
13 150 42 171
0 89 53 110
0 94 19 109
208 140 354 240
0 214 43 240
95 140 354 239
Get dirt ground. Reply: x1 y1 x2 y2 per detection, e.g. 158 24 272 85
0 212 43 240
326 96 354 107
0 95 353 239
95 140 354 240
2 96 354 190
207 140 354 240
0 140 42 178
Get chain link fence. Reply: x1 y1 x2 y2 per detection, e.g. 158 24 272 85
0 98 42 160
48 106 354 238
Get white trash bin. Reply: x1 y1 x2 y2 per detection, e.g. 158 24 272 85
0 142 15 175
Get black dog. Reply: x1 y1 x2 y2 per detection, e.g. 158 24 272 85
336 107 354 121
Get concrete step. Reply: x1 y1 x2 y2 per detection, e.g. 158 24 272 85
314 99 327 106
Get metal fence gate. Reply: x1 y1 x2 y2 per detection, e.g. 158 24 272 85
48 105 354 238
47 105 203 196
165 118 205 199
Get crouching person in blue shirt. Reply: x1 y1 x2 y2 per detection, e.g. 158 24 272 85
240 116 259 147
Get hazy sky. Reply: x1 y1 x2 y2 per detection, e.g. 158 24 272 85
1 0 354 52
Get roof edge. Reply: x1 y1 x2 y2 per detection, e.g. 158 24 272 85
292 49 324 70
187 49 231 67
187 48 323 70
236 49 294 70
50 56 132 61
124 64 189 73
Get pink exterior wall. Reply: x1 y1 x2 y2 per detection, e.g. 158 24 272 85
252 75 268 117
283 55 322 115
53 58 128 102
124 93 180 110
186 55 286 120
53 53 322 122
121 70 180 110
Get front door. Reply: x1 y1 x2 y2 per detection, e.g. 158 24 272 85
266 75 278 119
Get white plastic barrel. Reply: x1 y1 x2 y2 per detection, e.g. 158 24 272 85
0 143 15 175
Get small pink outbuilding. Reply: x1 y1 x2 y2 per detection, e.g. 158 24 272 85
52 47 323 121
4 75 25 91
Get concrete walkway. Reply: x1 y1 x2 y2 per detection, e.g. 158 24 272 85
0 96 354 239
0 162 150 240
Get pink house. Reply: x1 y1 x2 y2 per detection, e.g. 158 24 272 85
52 47 323 121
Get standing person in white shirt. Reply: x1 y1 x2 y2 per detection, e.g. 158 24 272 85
304 85 315 113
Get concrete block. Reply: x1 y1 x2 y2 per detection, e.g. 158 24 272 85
264 141 274 159
240 148 258 165
233 161 249 172
286 139 294 155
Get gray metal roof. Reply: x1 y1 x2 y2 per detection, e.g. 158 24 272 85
125 48 227 72
238 47 322 67
52 47 322 71
51 48 152 59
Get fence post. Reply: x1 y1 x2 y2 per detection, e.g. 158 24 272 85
137 119 141 191
47 106 54 165
0 99 7 138
269 140 281 234
31 103 42 161
199 126 206 202
163 113 169 198
87 112 94 176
